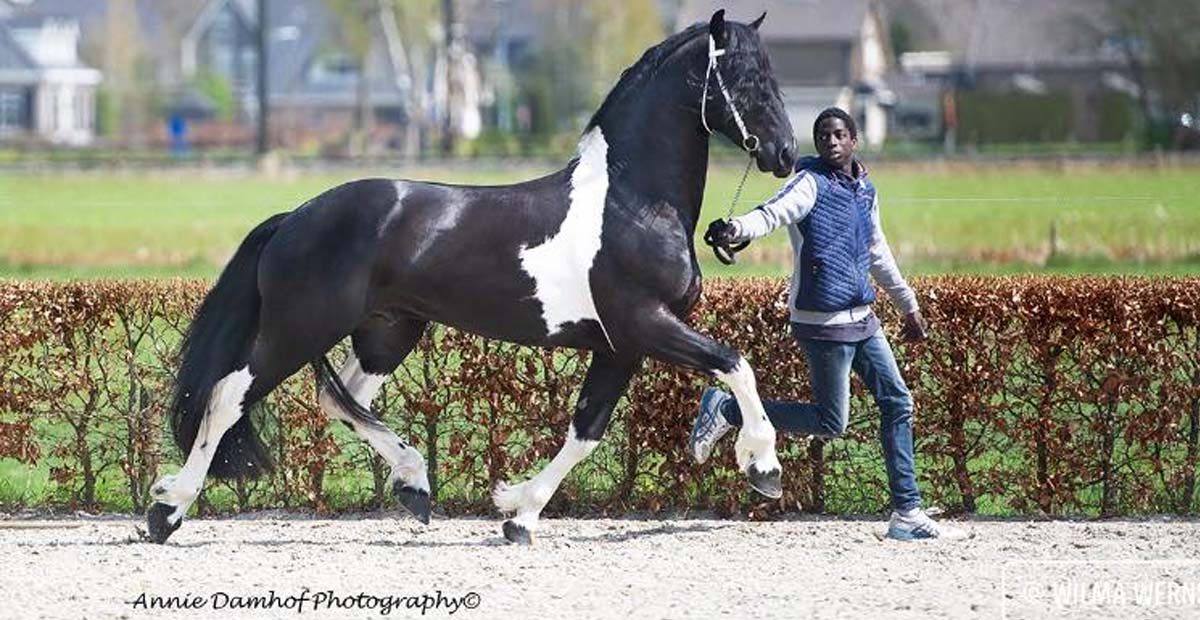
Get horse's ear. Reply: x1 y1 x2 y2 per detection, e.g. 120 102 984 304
709 9 727 48
750 11 766 30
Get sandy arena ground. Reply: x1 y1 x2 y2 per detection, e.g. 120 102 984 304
2 513 1199 620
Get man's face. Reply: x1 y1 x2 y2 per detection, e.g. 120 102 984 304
813 117 857 169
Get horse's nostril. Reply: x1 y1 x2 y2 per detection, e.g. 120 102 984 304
778 143 794 169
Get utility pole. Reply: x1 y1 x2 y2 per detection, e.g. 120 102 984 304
495 0 511 133
441 0 456 156
256 0 269 155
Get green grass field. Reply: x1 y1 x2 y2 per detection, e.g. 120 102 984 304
2 163 1199 278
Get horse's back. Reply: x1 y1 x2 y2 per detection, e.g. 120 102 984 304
368 171 580 342
249 167 688 351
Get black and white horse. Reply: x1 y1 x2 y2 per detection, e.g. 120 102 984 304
147 10 797 545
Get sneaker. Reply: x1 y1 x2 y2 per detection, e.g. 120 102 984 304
886 508 968 541
690 387 734 464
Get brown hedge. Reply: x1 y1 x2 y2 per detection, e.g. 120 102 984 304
1 276 1198 517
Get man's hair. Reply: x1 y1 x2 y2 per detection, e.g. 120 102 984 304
812 107 858 140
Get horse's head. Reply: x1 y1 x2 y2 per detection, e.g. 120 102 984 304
704 10 797 178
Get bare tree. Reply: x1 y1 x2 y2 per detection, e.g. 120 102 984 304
1106 0 1200 124
380 0 439 158
101 0 147 144
323 0 380 155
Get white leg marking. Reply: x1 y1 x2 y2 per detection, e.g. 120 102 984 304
519 128 615 349
152 367 254 523
493 423 598 531
318 354 429 492
715 358 780 474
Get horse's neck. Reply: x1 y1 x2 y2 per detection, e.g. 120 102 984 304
588 83 710 233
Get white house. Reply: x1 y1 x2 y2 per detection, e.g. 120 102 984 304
0 17 101 145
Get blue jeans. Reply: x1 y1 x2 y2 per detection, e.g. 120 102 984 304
722 329 921 511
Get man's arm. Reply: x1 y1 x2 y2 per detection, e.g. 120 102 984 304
727 173 817 242
868 195 926 340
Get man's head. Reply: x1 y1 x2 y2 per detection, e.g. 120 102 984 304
812 107 858 170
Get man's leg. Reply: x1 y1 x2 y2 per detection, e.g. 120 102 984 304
725 339 854 436
690 338 853 463
851 330 921 511
854 331 967 540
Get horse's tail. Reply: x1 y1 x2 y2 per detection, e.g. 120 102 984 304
170 212 289 480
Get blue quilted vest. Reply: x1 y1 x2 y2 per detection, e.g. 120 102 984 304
793 157 877 313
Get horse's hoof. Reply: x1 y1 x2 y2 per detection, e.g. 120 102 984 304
502 520 532 545
393 482 432 525
746 465 783 499
146 502 181 544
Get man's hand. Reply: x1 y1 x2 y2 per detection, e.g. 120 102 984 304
901 310 928 343
704 219 740 247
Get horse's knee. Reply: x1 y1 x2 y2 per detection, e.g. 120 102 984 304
564 423 601 459
571 404 613 443
715 357 757 396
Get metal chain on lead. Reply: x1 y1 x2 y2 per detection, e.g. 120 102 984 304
726 154 755 220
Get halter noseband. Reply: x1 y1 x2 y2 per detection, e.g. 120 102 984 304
700 35 760 153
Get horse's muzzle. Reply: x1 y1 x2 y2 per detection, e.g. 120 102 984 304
755 136 797 178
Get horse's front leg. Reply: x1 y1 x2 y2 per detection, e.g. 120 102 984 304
637 308 782 498
493 353 641 544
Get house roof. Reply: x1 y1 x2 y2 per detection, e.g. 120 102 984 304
0 0 195 73
884 0 1119 70
460 0 540 50
0 7 103 83
675 0 874 42
1 0 108 25
0 21 35 72
260 0 407 103
1 0 409 105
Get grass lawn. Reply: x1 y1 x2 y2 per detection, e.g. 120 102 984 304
2 163 1199 279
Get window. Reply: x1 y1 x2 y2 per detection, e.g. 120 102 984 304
74 88 92 132
0 90 24 131
207 6 239 78
308 53 359 87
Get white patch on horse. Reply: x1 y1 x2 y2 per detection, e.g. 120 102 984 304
493 423 598 531
152 366 254 523
378 181 410 236
317 353 428 491
519 128 615 349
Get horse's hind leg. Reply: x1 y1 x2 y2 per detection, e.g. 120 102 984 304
493 353 641 544
635 308 782 498
148 367 256 542
149 311 354 543
147 350 302 542
317 316 433 522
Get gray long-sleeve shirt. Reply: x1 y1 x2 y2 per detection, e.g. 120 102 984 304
730 170 919 327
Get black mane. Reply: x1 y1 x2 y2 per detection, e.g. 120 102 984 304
584 23 709 131
584 20 771 135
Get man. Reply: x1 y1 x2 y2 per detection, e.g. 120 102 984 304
692 107 965 541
